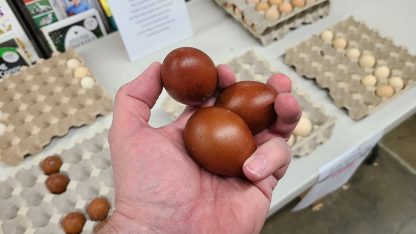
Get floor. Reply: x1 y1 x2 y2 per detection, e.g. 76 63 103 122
261 114 416 234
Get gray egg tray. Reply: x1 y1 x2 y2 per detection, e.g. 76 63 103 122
0 129 114 234
162 51 336 157
284 17 416 120
213 0 330 45
0 49 113 165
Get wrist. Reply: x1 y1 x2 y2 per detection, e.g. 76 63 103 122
96 210 161 234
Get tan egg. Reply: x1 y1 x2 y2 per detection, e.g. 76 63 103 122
347 48 361 60
361 75 377 87
376 85 394 98
359 54 376 68
287 135 296 147
293 115 312 137
265 7 280 20
74 66 89 78
256 2 270 11
374 66 390 79
333 37 348 49
292 0 306 8
269 0 282 5
320 30 333 43
389 76 404 90
279 2 293 13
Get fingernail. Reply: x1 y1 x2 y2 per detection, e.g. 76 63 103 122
245 155 266 178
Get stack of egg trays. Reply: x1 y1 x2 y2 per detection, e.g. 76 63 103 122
284 17 416 120
162 51 336 157
0 49 112 165
0 129 114 233
213 0 330 45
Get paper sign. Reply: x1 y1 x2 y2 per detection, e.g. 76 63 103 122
107 0 193 61
292 131 383 211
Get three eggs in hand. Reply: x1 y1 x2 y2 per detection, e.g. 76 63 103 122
161 47 278 177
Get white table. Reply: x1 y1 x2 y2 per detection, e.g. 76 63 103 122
1 0 415 216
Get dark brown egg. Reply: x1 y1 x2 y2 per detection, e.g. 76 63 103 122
161 47 218 105
215 81 277 134
87 197 111 221
45 173 70 194
61 212 86 234
184 106 257 176
41 155 63 175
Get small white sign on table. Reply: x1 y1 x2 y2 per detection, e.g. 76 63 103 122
108 0 193 61
292 131 384 211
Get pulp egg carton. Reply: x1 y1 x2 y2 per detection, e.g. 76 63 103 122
162 51 336 157
284 17 416 120
213 0 330 45
0 49 112 165
0 129 114 234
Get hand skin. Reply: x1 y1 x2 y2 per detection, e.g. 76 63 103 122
98 63 301 234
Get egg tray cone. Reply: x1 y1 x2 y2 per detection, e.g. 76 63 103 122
0 129 113 233
213 0 330 46
284 17 416 120
162 51 336 157
0 49 112 165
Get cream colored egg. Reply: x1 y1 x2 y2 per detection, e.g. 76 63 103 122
374 66 390 79
389 76 404 90
293 115 313 137
361 75 377 87
347 48 361 60
279 2 293 13
66 58 81 69
0 123 6 136
80 76 95 89
320 30 333 43
376 85 394 98
333 37 348 49
265 7 280 20
256 2 270 11
359 54 376 68
269 0 282 5
288 135 296 147
292 0 306 8
74 66 89 79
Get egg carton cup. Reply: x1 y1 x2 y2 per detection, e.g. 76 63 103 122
0 129 114 234
162 51 336 157
0 49 113 165
284 17 416 120
213 0 330 45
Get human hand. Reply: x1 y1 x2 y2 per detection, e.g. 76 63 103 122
99 62 301 233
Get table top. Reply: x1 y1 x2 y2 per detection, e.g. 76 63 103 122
1 0 415 215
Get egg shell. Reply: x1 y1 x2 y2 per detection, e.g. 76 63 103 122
161 47 218 105
359 54 376 68
265 7 280 20
320 30 333 43
41 155 63 175
87 197 111 221
376 85 394 98
215 81 277 134
279 2 293 13
389 76 404 90
293 115 312 137
66 58 81 69
347 48 361 60
361 75 377 87
374 66 390 79
61 212 86 234
45 173 70 194
333 37 348 49
292 0 306 8
184 107 257 177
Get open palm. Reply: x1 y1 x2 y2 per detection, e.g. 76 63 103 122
102 63 301 234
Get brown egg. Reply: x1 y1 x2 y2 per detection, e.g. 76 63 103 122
87 197 111 221
184 107 257 177
61 212 86 234
215 81 277 134
41 155 63 175
45 173 70 194
161 47 218 105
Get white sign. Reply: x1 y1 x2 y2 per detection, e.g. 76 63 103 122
292 132 383 211
108 0 193 61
